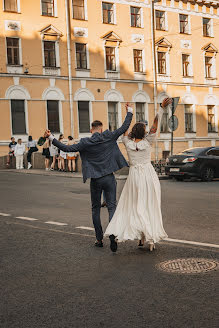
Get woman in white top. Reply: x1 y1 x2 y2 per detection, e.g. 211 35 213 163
49 143 58 171
105 98 172 252
57 134 66 171
67 136 78 172
14 138 26 170
27 136 38 169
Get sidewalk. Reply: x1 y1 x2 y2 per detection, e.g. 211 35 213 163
0 168 170 180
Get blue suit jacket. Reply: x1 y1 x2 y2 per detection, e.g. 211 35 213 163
52 112 133 182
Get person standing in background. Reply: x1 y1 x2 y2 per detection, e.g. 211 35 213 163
14 139 25 170
6 137 17 167
58 134 66 172
49 142 58 171
27 136 38 169
67 136 78 172
42 139 50 171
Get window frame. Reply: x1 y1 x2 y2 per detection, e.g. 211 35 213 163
72 0 85 21
205 55 213 78
155 10 166 31
133 49 143 73
6 37 21 66
43 40 57 68
46 100 60 133
108 101 118 131
182 54 190 77
203 17 211 37
105 46 116 71
179 14 189 34
160 105 169 133
75 43 87 69
130 6 141 28
184 104 194 133
157 51 166 75
77 100 91 134
3 0 18 13
207 105 216 133
102 2 114 25
10 99 27 135
41 0 55 17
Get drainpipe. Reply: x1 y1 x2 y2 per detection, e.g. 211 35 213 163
65 0 74 136
150 0 158 161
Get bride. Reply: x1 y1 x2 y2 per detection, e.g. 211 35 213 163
105 97 172 252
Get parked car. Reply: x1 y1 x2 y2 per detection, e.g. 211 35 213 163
165 147 219 181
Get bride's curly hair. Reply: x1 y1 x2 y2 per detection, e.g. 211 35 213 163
129 123 146 140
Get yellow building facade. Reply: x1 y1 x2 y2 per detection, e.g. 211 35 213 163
0 0 219 159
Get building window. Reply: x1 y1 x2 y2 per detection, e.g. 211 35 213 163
6 38 20 65
11 100 26 135
47 100 60 133
44 41 56 67
42 0 54 17
4 0 17 12
203 18 211 37
182 54 190 77
160 106 169 133
205 56 212 78
78 101 90 133
131 7 141 28
102 2 114 24
108 102 118 131
156 10 165 31
185 105 193 133
73 0 85 20
157 52 166 74
133 49 143 73
179 14 189 34
136 103 145 122
106 47 116 71
76 43 87 69
208 105 215 132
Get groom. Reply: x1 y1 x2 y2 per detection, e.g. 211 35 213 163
44 104 133 252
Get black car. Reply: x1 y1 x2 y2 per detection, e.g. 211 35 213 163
165 147 219 181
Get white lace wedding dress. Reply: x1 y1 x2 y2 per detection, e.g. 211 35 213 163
105 107 168 243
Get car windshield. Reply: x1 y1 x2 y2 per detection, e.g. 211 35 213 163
178 148 204 155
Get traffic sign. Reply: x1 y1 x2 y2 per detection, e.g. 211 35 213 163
171 97 180 114
168 115 178 131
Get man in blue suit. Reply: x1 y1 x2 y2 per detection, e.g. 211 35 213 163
44 104 133 252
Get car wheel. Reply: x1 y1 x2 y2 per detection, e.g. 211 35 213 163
174 176 184 181
201 167 214 182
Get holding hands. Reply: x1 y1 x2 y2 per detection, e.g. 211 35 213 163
44 130 51 138
161 97 172 109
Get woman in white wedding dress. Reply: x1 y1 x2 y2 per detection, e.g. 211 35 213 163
105 98 172 251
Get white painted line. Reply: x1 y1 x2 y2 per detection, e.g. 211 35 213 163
0 212 10 217
45 221 68 226
164 238 219 249
16 216 38 221
76 226 95 231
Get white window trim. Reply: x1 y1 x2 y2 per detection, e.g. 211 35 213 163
210 18 214 37
130 6 142 28
104 44 120 73
5 37 22 66
179 14 191 35
184 104 196 136
133 49 145 74
203 52 217 80
42 39 61 75
77 101 93 137
182 53 193 77
135 102 149 131
74 42 89 70
101 1 116 25
45 100 63 136
104 89 123 130
3 0 21 12
207 105 218 134
156 51 170 76
40 0 58 17
165 11 168 31
72 0 88 20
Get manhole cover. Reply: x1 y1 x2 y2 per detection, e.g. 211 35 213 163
157 258 218 274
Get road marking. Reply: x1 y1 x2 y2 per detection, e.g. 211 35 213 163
0 213 10 217
45 221 68 226
16 216 38 221
76 226 95 231
164 238 219 249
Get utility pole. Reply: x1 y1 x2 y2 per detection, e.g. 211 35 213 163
150 0 158 161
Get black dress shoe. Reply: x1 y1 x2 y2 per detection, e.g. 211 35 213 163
95 240 103 248
109 235 117 253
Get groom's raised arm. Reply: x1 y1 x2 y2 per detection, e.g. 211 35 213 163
48 135 84 153
111 107 133 140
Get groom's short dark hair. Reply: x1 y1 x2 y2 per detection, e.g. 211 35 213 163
91 120 103 128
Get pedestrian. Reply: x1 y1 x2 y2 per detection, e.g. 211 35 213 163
105 98 172 252
6 137 17 167
49 143 58 171
44 103 133 251
27 136 38 169
57 134 66 172
67 136 78 172
14 139 25 170
42 139 50 171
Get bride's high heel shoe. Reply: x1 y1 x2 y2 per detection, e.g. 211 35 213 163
149 242 155 252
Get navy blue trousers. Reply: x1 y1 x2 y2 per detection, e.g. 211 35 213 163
90 173 117 241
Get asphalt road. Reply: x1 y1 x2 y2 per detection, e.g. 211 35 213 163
0 171 218 328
